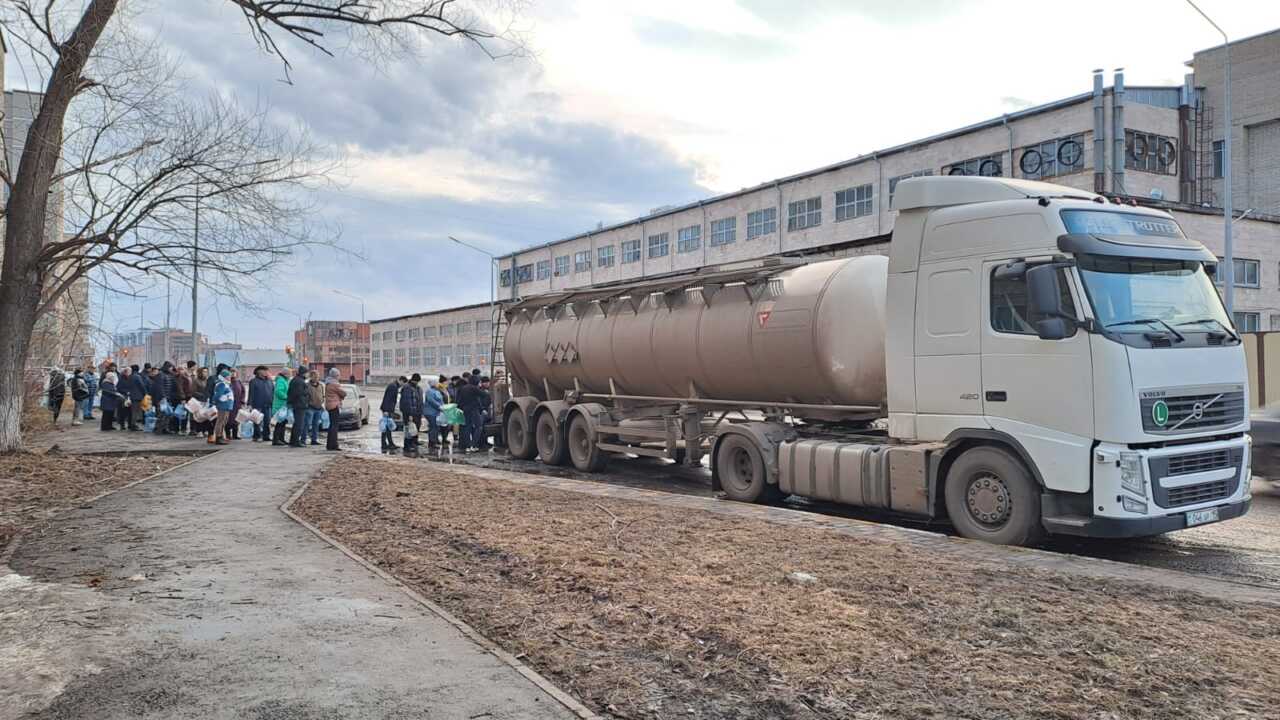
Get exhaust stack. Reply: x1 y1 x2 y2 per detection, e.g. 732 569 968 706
1093 69 1106 193
1112 68 1126 195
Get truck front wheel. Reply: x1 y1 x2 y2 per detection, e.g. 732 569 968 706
505 410 537 460
535 411 569 466
944 446 1045 546
715 434 778 503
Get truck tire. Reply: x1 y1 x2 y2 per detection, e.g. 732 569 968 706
944 446 1045 546
505 409 537 460
535 410 569 466
567 413 608 472
715 434 776 503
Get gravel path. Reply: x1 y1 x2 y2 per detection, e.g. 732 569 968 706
1 443 578 720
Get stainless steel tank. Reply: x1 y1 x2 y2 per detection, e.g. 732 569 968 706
504 256 888 411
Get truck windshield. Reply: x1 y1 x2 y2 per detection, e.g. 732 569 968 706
1076 255 1232 333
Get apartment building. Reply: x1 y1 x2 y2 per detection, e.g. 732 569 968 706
369 303 496 384
293 320 371 383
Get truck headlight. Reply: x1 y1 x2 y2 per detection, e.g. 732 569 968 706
1119 452 1146 496
1121 496 1148 514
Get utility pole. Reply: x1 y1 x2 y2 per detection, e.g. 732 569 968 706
191 185 200 365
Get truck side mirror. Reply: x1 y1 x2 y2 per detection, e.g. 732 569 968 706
1026 265 1076 340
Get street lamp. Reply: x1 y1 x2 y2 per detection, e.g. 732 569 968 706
1187 0 1233 314
332 289 365 323
448 235 497 339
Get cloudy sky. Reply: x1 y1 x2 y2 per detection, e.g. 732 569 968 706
9 0 1280 350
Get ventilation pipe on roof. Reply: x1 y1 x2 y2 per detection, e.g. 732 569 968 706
1112 68 1126 195
1093 69 1106 193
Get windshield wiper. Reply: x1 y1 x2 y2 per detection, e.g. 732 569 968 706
1105 318 1185 343
1175 317 1240 342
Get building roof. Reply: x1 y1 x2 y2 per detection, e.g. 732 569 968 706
496 84 1179 261
370 300 495 325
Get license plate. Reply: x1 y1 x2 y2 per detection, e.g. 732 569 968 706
1185 507 1220 527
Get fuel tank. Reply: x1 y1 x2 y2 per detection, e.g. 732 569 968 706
504 256 888 412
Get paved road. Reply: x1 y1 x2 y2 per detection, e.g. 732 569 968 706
341 416 1280 591
2 438 576 720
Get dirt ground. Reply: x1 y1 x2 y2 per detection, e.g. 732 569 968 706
294 458 1280 720
0 452 192 553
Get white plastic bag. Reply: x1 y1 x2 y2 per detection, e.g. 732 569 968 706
236 408 253 424
185 398 203 416
249 409 264 424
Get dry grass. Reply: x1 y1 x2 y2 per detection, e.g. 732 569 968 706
295 458 1280 720
0 453 192 552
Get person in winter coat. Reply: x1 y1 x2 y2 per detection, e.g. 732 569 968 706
287 368 311 448
424 380 444 450
210 369 234 445
99 372 124 431
455 375 484 452
82 363 98 420
305 373 325 446
45 368 67 427
379 376 405 453
323 373 346 451
228 370 246 440
174 366 194 434
247 366 274 442
117 367 142 431
70 369 89 426
270 369 291 446
191 367 211 437
399 373 423 440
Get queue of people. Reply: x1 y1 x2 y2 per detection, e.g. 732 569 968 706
51 361 345 452
378 368 495 457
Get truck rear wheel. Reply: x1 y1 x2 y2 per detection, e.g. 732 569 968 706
535 411 569 466
715 434 777 503
505 409 537 460
944 446 1045 546
567 413 608 472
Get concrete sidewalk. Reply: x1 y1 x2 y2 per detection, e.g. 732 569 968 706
1 441 579 719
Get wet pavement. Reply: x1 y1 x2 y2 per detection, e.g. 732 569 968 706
339 414 1280 591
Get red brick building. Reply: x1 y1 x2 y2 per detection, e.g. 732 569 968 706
293 320 370 383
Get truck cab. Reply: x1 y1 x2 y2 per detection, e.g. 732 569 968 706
888 176 1250 543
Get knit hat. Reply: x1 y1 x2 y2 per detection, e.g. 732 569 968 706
219 369 231 379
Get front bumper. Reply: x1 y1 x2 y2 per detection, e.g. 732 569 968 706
1044 497 1251 537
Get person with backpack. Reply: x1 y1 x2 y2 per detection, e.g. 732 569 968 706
210 369 234 445
69 369 90 426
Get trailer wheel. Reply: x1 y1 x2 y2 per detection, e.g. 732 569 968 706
535 410 569 466
567 413 608 472
944 446 1045 546
715 434 772 503
505 409 537 460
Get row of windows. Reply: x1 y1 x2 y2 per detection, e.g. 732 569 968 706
372 344 492 369
377 320 492 344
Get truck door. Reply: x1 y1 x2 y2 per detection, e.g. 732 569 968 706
913 257 984 440
981 262 1094 493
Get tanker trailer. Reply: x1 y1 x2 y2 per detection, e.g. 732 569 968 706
498 176 1253 546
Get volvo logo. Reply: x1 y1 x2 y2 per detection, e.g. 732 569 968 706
1190 402 1205 421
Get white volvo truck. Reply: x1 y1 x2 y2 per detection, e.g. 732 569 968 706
498 176 1251 545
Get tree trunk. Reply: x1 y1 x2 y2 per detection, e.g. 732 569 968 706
0 0 118 452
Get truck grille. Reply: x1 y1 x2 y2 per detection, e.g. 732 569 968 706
1166 449 1232 476
1147 446 1244 509
1166 481 1233 507
1140 389 1245 434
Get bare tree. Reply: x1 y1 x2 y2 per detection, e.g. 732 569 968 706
0 1 524 452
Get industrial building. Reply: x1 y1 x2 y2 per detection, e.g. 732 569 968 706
370 302 496 383
371 27 1280 383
